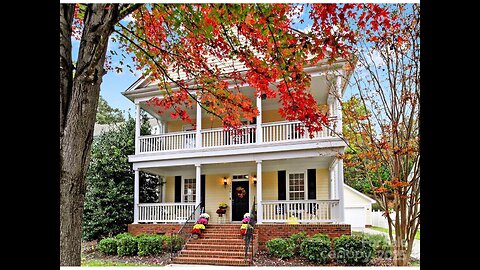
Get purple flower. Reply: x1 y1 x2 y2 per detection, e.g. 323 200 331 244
197 217 209 225
242 217 250 223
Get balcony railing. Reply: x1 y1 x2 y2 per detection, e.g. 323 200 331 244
138 120 336 153
138 203 196 223
261 200 340 223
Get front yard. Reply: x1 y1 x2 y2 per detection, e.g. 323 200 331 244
369 226 420 240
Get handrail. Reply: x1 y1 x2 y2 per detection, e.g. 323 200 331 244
170 203 204 260
137 202 195 206
244 196 257 265
200 124 256 133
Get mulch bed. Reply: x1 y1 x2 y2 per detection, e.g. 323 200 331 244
253 251 419 267
82 240 171 266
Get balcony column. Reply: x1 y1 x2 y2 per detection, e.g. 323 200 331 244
135 102 141 154
335 73 343 134
196 99 202 148
256 160 263 224
336 157 345 223
195 164 201 208
256 95 263 143
133 169 140 224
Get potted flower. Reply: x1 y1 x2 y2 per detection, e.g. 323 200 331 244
240 213 255 236
199 213 210 220
216 202 228 217
191 223 206 239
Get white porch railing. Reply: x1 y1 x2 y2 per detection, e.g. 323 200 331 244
202 125 256 147
137 120 336 153
139 131 196 153
261 200 340 223
262 121 331 143
138 203 196 223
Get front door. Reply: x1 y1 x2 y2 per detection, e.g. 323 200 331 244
231 180 249 221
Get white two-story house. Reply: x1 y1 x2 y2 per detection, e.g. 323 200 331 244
123 58 350 228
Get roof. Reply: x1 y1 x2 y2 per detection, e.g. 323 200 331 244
344 184 376 204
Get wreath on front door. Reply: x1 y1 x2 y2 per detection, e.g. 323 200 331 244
235 186 247 199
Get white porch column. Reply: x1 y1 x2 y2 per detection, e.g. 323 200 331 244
329 162 336 200
256 160 263 224
135 102 141 154
195 164 201 208
256 95 263 143
133 169 140 224
336 158 345 223
334 74 343 134
196 100 202 148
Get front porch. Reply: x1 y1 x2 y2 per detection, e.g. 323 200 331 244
132 156 345 225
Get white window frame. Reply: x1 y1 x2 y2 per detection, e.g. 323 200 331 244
286 171 308 201
181 175 196 203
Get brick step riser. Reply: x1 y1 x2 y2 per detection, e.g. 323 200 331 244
185 246 250 251
172 259 250 266
180 250 252 255
178 254 250 259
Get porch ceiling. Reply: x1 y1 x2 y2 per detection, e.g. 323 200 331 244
142 156 335 176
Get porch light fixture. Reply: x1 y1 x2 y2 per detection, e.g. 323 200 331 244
253 175 257 186
223 177 228 188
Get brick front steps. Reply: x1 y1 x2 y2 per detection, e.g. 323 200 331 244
172 224 257 266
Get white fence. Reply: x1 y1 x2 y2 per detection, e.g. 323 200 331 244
371 210 396 229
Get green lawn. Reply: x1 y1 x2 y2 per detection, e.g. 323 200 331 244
370 226 420 240
81 259 161 266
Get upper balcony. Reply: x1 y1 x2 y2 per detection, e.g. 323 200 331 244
138 119 339 154
123 62 349 164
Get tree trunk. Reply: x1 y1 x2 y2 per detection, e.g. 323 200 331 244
59 4 120 266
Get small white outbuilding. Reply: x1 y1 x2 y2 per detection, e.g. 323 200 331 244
343 184 376 230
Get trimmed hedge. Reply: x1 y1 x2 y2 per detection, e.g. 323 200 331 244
115 232 134 240
334 235 375 266
117 235 138 256
300 237 331 263
289 232 308 255
97 238 118 255
137 234 164 256
311 233 331 242
265 238 295 259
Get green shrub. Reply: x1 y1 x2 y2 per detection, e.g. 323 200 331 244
137 235 164 256
312 233 331 242
117 235 138 256
355 233 392 258
300 237 331 263
97 238 118 255
115 232 133 240
265 238 295 259
163 235 185 252
334 235 374 266
289 232 308 254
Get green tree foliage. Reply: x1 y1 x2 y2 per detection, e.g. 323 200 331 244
96 96 125 124
83 116 159 241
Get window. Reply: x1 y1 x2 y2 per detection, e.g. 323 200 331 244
183 178 196 203
288 173 305 200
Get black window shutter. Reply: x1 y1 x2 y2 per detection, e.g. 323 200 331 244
307 169 317 199
201 174 206 207
278 170 286 200
174 176 182 202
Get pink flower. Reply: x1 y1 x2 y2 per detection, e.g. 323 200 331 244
197 217 209 225
242 217 250 223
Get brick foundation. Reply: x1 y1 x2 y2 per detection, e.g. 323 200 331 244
128 224 181 236
256 224 351 251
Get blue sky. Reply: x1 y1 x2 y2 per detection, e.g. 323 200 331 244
70 4 318 118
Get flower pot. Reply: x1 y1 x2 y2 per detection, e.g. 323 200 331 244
192 234 199 239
